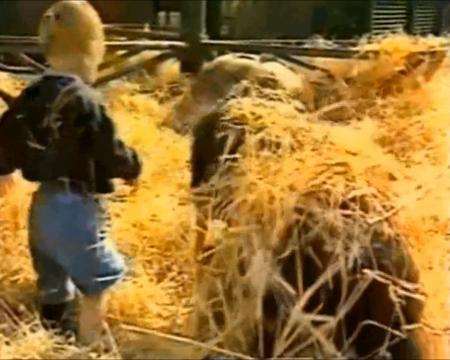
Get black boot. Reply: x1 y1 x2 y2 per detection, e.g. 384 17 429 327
40 301 77 337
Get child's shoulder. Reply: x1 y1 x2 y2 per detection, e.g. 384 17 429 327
21 73 77 100
19 72 103 116
21 71 100 102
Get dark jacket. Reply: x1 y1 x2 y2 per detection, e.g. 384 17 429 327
0 73 141 193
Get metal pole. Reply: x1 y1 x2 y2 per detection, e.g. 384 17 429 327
407 0 417 34
180 0 207 43
368 0 374 34
207 0 223 39
180 0 208 73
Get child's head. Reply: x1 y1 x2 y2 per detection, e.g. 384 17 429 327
39 0 105 84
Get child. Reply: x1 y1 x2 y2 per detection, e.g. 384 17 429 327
0 0 141 344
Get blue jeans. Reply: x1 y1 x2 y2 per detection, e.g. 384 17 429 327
29 181 125 304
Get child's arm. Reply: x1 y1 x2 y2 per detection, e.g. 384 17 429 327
90 106 142 181
0 103 23 176
0 81 62 181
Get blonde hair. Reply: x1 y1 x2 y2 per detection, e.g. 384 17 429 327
38 0 105 83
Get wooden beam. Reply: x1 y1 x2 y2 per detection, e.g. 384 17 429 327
95 50 177 86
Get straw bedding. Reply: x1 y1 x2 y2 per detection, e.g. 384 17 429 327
0 35 448 358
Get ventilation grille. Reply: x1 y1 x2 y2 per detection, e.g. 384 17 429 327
411 1 437 34
371 0 408 35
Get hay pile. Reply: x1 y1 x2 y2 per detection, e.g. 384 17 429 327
189 36 450 358
104 82 194 333
0 35 448 359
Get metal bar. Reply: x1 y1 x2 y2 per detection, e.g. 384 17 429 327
0 36 448 62
106 27 180 40
372 14 408 18
17 53 46 71
104 40 365 59
201 39 359 47
104 23 148 29
0 62 36 73
0 35 39 41
372 25 405 29
372 9 408 14
105 40 186 50
201 40 368 58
